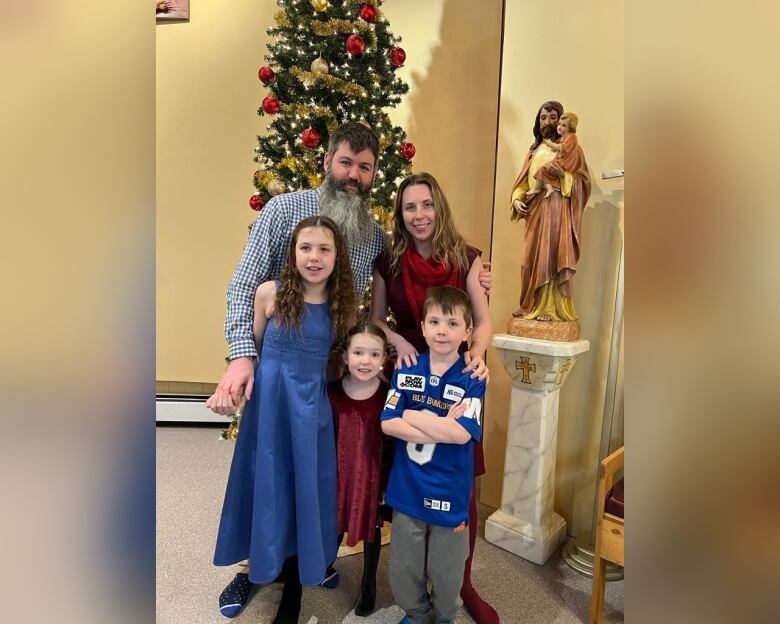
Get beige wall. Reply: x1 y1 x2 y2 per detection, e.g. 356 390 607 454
157 0 278 382
483 0 624 536
156 0 502 381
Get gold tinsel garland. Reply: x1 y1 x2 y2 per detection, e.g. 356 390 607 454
291 67 366 98
279 103 340 137
311 20 378 50
280 155 307 173
378 132 393 153
256 170 277 189
370 205 394 231
220 409 241 441
274 9 291 28
280 102 335 121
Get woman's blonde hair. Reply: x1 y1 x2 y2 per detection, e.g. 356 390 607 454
389 172 469 275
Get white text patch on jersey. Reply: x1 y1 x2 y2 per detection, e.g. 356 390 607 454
443 384 465 402
397 374 426 392
385 389 401 410
429 375 440 387
462 398 482 425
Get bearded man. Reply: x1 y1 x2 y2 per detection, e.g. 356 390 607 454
208 122 384 418
510 101 591 331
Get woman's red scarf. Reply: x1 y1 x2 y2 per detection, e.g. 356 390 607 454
400 246 461 326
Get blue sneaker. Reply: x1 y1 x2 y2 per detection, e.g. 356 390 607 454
318 565 339 589
218 572 253 618
399 618 413 624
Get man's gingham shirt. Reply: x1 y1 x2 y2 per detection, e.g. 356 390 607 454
225 188 387 360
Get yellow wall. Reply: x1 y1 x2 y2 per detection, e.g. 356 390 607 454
156 0 278 382
482 0 624 536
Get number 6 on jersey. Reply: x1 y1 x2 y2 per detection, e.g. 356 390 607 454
406 441 436 465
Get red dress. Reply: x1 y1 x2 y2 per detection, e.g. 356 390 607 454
374 246 486 476
328 380 393 546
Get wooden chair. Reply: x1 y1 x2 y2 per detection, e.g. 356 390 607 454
590 446 624 624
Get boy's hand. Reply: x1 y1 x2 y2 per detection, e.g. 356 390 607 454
446 402 468 420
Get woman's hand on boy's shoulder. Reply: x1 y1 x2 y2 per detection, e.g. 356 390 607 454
462 351 489 383
392 337 419 369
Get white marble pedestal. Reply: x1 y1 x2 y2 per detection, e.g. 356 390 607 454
485 334 590 564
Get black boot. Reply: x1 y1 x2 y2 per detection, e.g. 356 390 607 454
354 528 381 617
273 556 302 624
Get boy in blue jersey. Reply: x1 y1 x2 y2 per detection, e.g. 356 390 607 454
381 286 486 624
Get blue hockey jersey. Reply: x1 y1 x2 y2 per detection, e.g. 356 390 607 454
381 352 485 527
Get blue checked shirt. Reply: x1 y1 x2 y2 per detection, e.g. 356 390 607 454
225 188 387 360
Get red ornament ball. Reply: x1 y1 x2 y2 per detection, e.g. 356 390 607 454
249 194 265 211
300 127 321 149
399 142 416 160
346 34 366 56
359 4 377 22
390 47 406 67
261 96 279 114
258 65 275 85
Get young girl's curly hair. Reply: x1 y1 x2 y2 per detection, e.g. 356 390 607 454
276 215 356 344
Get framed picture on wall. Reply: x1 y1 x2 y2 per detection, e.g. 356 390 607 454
156 0 189 21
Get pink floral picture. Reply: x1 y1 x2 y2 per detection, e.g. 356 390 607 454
156 0 189 21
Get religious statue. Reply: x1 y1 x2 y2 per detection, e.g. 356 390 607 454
508 101 591 341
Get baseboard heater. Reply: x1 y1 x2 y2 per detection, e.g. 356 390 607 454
156 394 231 424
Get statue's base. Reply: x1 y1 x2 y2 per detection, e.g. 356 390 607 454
507 316 581 341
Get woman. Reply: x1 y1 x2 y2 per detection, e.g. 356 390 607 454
371 172 498 624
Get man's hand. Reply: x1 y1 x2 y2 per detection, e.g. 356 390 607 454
205 357 256 415
463 351 489 382
512 198 529 219
478 261 492 296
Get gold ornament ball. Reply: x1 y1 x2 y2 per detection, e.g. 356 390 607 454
311 56 329 75
266 178 286 196
310 0 328 12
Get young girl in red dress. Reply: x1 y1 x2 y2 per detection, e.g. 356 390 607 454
328 320 393 617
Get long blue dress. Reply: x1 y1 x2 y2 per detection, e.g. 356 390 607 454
214 302 337 586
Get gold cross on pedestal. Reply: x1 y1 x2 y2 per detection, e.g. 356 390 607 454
515 356 536 384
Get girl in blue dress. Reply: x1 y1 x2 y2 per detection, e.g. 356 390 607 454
214 216 356 623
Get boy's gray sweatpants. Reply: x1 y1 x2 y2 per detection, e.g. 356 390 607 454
389 510 469 624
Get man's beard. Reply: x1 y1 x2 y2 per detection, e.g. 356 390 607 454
541 124 560 140
319 172 373 247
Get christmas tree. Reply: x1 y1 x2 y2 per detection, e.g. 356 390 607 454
224 0 412 441
249 0 414 234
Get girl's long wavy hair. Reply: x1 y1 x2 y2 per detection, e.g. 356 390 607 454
276 216 356 344
388 172 470 275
